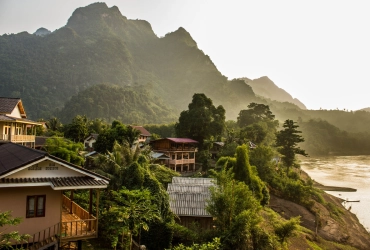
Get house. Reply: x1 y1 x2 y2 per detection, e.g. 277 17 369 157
131 126 151 145
0 97 41 147
150 152 171 165
83 133 99 151
167 177 215 230
149 138 198 172
0 142 109 250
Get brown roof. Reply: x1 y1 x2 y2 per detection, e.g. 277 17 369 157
0 97 26 117
131 126 151 136
0 176 108 190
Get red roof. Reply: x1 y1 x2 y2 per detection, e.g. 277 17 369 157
163 138 198 143
131 126 151 136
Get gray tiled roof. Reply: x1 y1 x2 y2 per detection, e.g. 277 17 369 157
167 177 215 217
0 97 20 114
0 176 108 189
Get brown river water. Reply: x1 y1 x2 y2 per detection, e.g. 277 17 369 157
298 155 370 231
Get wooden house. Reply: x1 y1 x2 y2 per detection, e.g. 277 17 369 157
167 177 214 230
131 126 151 145
150 138 198 172
0 142 109 250
0 97 41 148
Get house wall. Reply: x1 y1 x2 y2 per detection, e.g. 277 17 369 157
0 186 61 237
177 216 214 230
8 160 85 178
10 105 22 118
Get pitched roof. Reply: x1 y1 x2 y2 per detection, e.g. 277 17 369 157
167 177 215 217
0 115 40 125
0 176 107 190
152 138 198 144
0 142 109 186
0 142 46 175
0 97 26 118
131 126 151 136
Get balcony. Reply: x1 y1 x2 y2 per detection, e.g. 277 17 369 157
25 195 97 249
0 134 35 143
169 159 195 165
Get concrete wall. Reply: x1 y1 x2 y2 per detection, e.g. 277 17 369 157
0 186 61 237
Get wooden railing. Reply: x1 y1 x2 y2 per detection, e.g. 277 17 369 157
0 134 35 143
26 223 60 250
169 159 195 165
62 195 97 240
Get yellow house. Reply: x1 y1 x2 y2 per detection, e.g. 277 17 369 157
0 97 41 147
0 142 109 250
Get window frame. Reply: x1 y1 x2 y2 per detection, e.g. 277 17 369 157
26 195 46 218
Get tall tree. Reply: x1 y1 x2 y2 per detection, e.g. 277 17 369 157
175 93 225 148
63 115 89 142
237 103 275 128
275 119 308 173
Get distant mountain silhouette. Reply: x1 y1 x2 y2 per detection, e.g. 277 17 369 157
240 76 306 110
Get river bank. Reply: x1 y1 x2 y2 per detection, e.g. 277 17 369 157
269 169 370 249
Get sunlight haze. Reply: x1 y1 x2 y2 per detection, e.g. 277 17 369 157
1 0 369 111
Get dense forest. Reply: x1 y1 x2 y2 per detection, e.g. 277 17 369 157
28 93 369 250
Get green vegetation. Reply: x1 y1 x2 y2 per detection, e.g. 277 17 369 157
44 137 85 166
0 211 29 249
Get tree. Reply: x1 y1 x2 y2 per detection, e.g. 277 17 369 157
105 188 160 249
94 121 141 153
0 211 30 248
237 103 275 128
275 119 308 173
207 169 264 249
175 93 225 148
44 137 85 166
63 115 89 142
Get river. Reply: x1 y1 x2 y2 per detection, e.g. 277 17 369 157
298 155 370 231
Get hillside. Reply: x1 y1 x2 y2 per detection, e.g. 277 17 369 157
58 84 177 124
0 2 257 121
241 76 307 109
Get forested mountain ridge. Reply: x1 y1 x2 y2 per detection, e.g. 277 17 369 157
0 2 257 120
240 76 307 110
3 2 370 140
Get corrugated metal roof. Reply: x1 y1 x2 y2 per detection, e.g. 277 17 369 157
167 138 198 143
167 177 215 217
151 152 170 159
0 115 39 124
172 177 214 185
169 193 211 217
167 183 213 193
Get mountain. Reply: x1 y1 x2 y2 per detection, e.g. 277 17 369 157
34 27 51 37
240 76 307 109
2 2 370 140
0 2 257 120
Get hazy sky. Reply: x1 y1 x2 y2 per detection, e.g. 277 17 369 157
1 0 369 111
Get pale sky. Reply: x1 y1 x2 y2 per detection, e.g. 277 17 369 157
1 0 369 111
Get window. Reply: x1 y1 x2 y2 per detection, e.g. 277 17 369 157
26 195 46 218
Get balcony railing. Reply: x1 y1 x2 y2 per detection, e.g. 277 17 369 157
61 195 97 241
0 134 35 143
26 223 60 250
169 159 195 165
